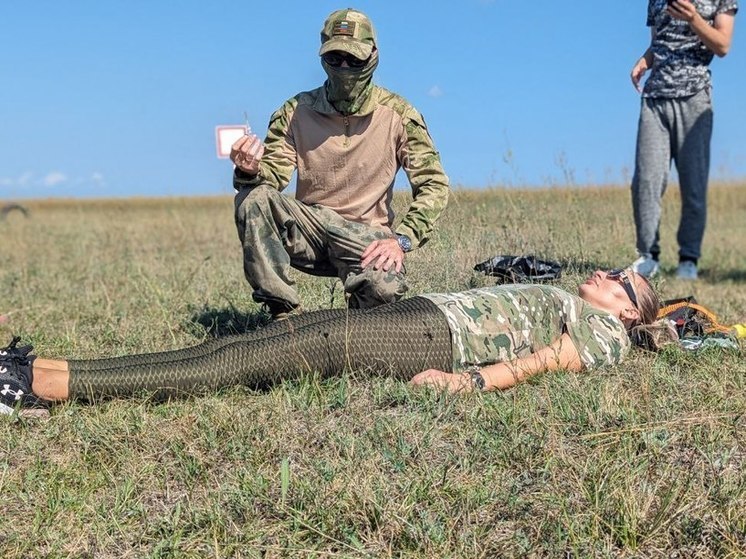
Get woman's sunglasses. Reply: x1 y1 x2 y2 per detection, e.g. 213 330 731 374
321 51 369 69
608 268 639 309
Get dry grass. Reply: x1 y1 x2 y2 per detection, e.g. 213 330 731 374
1 184 744 558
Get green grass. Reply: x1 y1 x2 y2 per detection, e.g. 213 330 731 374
1 185 744 558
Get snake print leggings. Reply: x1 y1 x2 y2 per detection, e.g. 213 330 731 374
68 297 453 401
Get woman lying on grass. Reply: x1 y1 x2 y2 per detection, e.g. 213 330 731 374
1 269 659 414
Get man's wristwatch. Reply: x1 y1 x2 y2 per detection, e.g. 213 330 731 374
396 234 413 253
467 366 486 391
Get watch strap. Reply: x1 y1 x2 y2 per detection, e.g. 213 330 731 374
468 366 486 391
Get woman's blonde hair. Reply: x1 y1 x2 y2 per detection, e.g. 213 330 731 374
628 276 678 350
632 275 660 328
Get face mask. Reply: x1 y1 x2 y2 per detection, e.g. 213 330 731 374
321 50 379 115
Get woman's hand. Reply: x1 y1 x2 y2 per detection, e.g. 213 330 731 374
230 134 264 175
411 333 584 394
409 369 473 393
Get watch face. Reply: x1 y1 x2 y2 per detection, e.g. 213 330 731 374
397 235 412 252
471 370 486 390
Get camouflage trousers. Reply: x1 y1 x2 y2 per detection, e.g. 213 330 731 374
234 185 408 310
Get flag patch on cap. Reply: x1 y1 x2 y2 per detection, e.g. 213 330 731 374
333 20 356 36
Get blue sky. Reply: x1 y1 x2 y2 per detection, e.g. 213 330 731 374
1 1 744 199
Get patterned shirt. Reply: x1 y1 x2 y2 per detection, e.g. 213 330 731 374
422 285 630 372
644 0 739 98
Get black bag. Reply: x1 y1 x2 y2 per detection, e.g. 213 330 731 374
659 296 703 338
473 255 562 284
657 296 739 351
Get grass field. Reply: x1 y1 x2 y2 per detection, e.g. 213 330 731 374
1 184 745 558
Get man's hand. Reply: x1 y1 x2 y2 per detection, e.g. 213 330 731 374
630 56 649 93
361 238 405 273
668 0 698 23
670 0 735 57
409 369 472 393
230 134 264 175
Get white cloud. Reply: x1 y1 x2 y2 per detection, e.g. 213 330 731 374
42 172 68 187
427 85 444 98
18 172 33 186
0 171 106 189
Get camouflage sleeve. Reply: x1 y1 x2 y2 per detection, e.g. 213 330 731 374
565 310 631 370
394 108 450 248
717 0 738 15
232 99 298 192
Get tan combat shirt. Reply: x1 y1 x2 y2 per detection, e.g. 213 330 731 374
234 85 450 247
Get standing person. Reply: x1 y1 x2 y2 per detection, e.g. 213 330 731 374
1 269 660 413
629 0 737 280
230 8 449 317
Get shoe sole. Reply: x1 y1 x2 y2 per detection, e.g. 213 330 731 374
1 402 50 418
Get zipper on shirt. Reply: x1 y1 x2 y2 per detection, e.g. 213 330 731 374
343 115 350 147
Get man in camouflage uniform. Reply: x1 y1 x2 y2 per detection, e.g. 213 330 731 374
230 8 449 316
629 0 737 281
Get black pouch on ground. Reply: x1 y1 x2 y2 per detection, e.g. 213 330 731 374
473 255 562 284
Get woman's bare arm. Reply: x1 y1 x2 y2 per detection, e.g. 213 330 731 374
409 332 583 393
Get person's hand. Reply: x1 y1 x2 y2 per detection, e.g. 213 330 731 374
361 238 405 273
409 369 473 393
668 0 698 23
230 134 264 175
630 57 649 93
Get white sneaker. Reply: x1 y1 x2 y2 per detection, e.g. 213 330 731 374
631 254 660 278
676 261 698 280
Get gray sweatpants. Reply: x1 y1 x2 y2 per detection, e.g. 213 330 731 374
234 185 408 310
631 87 713 262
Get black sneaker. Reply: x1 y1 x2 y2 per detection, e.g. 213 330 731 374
0 336 34 364
0 336 46 415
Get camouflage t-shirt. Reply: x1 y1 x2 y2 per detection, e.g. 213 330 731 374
644 0 739 98
422 285 630 372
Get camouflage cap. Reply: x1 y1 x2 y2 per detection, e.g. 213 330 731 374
319 8 376 60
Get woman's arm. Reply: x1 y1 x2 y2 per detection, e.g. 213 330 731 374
409 332 583 393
